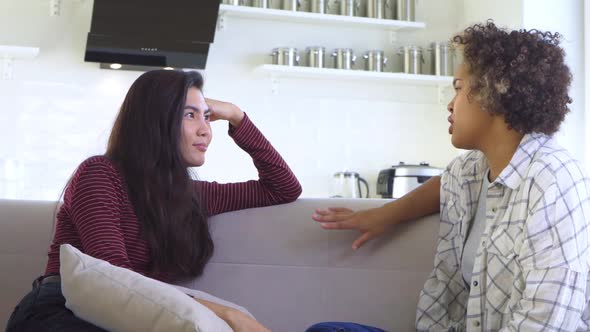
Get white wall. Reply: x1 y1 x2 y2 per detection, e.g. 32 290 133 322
522 0 586 170
0 0 462 200
461 0 524 29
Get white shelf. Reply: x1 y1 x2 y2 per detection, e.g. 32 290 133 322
256 64 452 87
218 4 426 31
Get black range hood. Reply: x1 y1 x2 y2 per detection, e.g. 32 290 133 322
85 0 220 70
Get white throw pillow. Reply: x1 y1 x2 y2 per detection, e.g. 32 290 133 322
59 244 233 332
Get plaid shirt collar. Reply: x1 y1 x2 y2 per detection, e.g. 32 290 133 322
459 132 551 190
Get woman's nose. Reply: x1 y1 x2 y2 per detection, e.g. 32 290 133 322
196 115 211 137
447 98 454 113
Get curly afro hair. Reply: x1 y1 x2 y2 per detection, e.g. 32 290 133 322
452 20 572 135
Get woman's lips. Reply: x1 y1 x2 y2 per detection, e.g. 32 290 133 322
193 144 208 152
448 116 454 134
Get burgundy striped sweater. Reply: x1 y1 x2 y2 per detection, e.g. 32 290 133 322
45 114 302 280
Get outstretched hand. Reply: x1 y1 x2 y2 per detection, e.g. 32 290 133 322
205 98 245 127
312 207 393 250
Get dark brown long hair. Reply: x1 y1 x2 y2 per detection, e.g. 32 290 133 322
106 70 213 280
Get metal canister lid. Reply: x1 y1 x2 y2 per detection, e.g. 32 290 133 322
429 41 453 51
272 47 298 53
306 46 325 52
399 45 422 52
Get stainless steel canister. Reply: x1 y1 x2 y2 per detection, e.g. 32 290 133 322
384 0 396 19
282 0 301 10
309 0 329 13
399 45 423 74
251 0 271 7
367 0 385 19
395 0 415 21
429 42 454 76
331 48 356 69
306 47 326 68
271 47 300 66
222 0 249 5
338 0 359 16
363 50 387 72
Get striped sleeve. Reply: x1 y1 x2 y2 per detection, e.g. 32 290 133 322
67 158 133 269
197 113 302 216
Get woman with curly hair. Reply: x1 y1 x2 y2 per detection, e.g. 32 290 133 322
308 21 590 331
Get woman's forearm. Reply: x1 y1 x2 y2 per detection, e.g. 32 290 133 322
380 176 441 225
194 297 234 323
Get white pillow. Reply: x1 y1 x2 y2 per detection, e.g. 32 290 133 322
59 244 233 332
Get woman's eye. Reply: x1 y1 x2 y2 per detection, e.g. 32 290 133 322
204 113 211 121
184 112 195 119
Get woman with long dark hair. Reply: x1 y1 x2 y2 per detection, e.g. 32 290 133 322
6 70 302 331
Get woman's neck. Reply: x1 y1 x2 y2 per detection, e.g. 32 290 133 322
479 123 524 182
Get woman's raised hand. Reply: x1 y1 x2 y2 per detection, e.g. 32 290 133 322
205 98 245 127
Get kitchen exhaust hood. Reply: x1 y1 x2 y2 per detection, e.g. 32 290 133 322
84 0 220 70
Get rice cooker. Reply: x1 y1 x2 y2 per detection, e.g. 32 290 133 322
377 162 443 199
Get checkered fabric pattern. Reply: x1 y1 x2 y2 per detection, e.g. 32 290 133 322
416 133 590 331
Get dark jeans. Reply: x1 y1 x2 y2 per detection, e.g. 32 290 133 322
5 275 107 332
306 322 388 332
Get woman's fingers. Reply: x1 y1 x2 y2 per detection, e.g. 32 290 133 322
319 220 354 230
312 211 354 223
327 207 354 213
313 207 354 220
352 232 373 250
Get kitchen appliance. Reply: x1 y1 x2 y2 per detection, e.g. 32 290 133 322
399 45 423 74
282 0 301 11
363 50 387 72
337 0 359 16
271 47 300 66
331 48 356 69
309 0 329 14
395 0 415 21
377 162 442 199
331 171 370 198
84 0 220 70
306 46 326 68
429 41 454 76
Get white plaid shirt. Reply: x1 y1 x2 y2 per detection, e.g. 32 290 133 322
416 133 590 331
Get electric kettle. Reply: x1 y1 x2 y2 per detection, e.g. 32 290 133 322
331 171 369 198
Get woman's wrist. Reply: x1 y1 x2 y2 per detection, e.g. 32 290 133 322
194 298 235 323
220 307 242 328
229 108 245 128
379 203 402 227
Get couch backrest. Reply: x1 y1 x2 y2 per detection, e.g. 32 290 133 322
0 199 57 327
181 198 439 331
0 198 439 331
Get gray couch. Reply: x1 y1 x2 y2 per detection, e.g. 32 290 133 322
0 198 439 332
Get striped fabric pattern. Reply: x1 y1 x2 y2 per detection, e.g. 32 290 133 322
45 114 302 281
416 133 590 331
